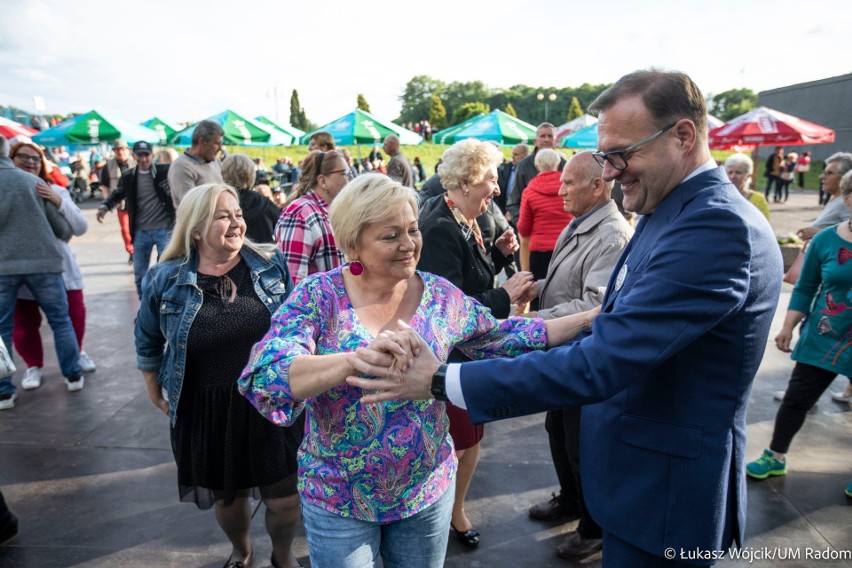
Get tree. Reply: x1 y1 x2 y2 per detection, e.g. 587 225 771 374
289 89 302 128
288 89 315 130
504 103 517 117
428 95 447 130
442 80 491 122
451 102 490 126
566 96 584 121
399 75 446 124
709 88 757 122
356 94 371 113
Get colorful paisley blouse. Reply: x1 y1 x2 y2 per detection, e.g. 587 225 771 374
789 225 852 376
238 268 546 522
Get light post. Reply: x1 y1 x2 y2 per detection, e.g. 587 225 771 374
536 92 557 123
267 86 285 122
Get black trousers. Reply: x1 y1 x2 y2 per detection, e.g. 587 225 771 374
545 407 602 538
771 362 838 454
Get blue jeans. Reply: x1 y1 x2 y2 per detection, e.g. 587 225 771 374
0 273 82 396
133 228 171 299
301 479 454 568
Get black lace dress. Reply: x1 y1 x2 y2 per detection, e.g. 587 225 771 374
170 259 304 509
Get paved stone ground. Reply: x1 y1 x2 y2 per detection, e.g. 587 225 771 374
0 189 850 567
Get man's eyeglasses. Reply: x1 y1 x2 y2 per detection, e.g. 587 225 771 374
14 154 41 165
327 168 354 180
592 122 677 171
822 169 841 176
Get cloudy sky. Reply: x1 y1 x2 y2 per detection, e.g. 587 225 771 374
1 0 847 127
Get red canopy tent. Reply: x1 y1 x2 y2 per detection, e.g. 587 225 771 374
0 117 38 140
708 106 835 149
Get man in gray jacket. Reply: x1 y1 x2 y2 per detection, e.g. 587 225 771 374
0 135 83 410
524 151 633 559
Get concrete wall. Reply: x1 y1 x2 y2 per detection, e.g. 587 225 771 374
758 73 852 161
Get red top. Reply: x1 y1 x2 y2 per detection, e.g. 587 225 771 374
517 170 574 252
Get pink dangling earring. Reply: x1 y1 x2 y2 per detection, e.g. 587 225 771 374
349 261 364 276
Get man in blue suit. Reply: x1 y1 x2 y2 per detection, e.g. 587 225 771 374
348 70 783 566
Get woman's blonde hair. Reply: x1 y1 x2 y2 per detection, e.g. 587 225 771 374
329 173 419 254
221 154 257 190
437 138 503 192
160 183 275 262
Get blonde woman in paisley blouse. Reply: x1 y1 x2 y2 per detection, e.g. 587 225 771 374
239 174 599 568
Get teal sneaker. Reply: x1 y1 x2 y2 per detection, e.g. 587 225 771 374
845 480 852 498
746 449 787 479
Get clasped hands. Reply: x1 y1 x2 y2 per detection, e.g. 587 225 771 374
346 321 441 404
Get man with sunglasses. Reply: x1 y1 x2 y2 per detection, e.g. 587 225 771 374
349 70 784 567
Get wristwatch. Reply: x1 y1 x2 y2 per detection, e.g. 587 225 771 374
430 364 449 401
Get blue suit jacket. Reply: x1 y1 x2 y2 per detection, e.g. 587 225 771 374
460 167 783 557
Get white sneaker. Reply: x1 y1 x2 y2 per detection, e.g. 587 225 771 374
65 375 85 392
78 351 96 373
831 385 852 402
775 389 818 411
0 393 16 410
21 367 43 390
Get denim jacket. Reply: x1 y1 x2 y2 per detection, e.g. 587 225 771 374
134 247 292 426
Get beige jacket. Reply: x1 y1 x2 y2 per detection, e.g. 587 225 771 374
537 200 633 319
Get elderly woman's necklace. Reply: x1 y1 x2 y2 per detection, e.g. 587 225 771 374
445 194 484 251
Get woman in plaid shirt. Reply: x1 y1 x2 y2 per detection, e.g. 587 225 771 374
274 150 351 284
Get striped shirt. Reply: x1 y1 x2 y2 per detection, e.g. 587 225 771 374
274 189 345 285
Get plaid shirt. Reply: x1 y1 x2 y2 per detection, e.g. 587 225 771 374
274 190 345 285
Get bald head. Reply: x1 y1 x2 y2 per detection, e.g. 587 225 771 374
559 151 613 217
512 143 529 164
383 134 400 155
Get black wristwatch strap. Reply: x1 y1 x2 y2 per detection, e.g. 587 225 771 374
431 363 449 401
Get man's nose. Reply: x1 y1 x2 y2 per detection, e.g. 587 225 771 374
601 162 621 182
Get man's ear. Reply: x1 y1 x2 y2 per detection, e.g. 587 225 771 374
674 119 698 153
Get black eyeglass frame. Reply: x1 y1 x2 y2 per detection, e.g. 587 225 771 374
592 121 678 171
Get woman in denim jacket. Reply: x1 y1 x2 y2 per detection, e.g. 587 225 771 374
135 183 304 568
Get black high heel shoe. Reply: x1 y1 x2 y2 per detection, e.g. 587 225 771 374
451 523 480 548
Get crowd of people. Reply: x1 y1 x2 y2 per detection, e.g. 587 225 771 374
1 68 851 567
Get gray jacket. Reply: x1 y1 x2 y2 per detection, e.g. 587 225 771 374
0 157 69 275
537 200 633 319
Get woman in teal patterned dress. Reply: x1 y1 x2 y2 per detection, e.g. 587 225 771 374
747 170 852 499
238 174 598 567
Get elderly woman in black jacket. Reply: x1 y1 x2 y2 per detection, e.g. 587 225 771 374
418 138 534 547
222 154 281 243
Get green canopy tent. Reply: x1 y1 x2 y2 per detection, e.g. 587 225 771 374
170 110 284 147
32 110 160 146
560 123 599 149
431 113 485 145
255 116 304 146
141 117 178 145
299 109 422 146
434 110 536 145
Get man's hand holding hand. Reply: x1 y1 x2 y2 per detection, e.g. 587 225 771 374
347 321 440 404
